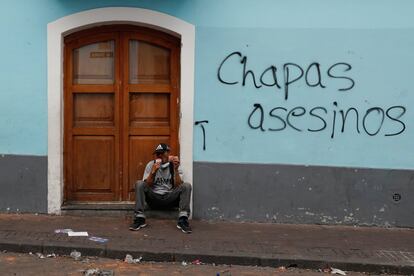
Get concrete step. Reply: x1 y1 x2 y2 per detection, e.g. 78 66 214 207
61 203 178 219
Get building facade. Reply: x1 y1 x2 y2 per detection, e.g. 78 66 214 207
0 0 413 227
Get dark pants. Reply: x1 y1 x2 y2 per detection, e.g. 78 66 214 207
134 180 192 219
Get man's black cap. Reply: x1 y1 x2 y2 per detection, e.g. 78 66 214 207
154 143 170 154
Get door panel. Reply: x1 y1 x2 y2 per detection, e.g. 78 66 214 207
129 93 170 127
73 93 115 127
73 41 115 84
73 136 115 192
129 40 170 84
64 26 180 203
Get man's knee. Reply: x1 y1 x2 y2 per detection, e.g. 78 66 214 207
135 180 146 191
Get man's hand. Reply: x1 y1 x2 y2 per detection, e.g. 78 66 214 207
146 159 161 186
169 155 182 187
152 158 161 173
169 155 180 169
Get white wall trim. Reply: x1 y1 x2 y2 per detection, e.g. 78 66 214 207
47 7 195 214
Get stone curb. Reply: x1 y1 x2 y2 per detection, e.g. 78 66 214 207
1 241 413 275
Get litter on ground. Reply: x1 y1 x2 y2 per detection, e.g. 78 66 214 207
88 236 108 243
54 229 73 234
192 259 202 265
331 268 347 275
68 231 89 237
70 250 82 261
82 268 114 276
124 254 142 264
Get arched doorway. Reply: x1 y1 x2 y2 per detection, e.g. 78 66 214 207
63 25 180 202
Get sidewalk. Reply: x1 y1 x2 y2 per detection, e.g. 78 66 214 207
0 214 413 274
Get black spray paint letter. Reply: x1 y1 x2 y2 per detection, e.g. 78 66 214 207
195 120 209 151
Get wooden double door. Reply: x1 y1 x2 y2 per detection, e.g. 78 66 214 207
64 25 180 202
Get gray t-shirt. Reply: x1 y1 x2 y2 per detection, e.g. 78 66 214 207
143 161 183 195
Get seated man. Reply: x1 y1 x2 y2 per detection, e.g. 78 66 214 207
129 143 192 233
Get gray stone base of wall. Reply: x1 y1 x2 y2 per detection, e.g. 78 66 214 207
193 161 414 228
0 155 47 213
1 155 413 227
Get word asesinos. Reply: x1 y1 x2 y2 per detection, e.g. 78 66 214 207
248 103 406 138
218 51 355 100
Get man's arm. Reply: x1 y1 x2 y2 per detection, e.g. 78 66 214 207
171 156 183 187
174 168 183 187
143 161 160 187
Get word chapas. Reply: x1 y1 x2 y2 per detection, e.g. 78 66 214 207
218 51 354 100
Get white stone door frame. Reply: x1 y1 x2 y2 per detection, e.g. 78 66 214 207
47 7 195 214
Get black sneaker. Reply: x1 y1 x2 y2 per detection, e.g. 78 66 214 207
177 216 192 233
129 217 147 231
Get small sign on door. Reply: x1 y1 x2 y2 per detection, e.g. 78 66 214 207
90 52 113 58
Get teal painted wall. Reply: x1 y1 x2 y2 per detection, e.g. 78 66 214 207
0 0 413 170
194 28 413 169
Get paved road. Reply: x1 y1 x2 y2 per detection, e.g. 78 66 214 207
0 251 401 276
